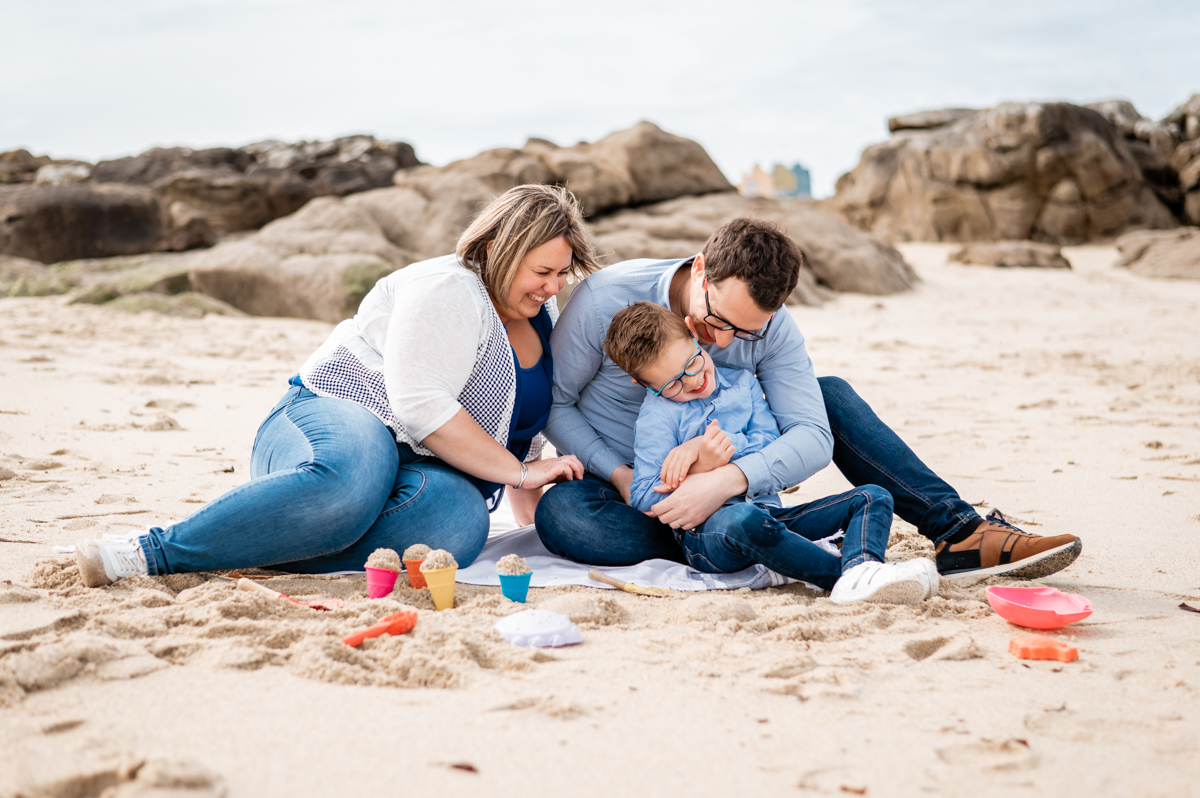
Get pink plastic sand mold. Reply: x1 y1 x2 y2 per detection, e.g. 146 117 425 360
986 586 1092 630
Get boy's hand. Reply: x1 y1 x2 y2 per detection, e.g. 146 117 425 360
660 438 701 491
695 419 735 473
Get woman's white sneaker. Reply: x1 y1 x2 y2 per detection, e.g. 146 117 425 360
830 560 928 605
76 536 149 587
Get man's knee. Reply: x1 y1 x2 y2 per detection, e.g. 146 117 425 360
818 375 854 409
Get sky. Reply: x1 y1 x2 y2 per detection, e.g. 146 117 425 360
3 0 1199 197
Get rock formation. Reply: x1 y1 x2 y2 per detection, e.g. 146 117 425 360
589 193 917 306
948 241 1071 269
0 136 420 264
832 102 1179 243
1114 227 1200 280
187 122 741 321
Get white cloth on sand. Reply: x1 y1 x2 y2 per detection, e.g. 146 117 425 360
454 500 830 593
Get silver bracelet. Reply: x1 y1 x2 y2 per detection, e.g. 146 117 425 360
513 461 528 490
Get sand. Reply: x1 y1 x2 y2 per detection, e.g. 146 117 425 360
402 543 431 562
364 548 401 572
1 244 1199 797
420 549 457 571
496 554 530 576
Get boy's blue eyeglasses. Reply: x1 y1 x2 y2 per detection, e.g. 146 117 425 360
642 339 704 398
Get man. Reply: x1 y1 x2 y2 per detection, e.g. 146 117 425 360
538 218 1082 580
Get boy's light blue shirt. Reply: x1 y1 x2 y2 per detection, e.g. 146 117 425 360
629 367 782 513
545 257 833 503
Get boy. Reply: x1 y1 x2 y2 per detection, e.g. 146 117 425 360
605 302 937 604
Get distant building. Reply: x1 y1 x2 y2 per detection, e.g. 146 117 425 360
737 164 775 198
738 162 811 199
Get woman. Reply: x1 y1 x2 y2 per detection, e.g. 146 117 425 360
76 185 599 587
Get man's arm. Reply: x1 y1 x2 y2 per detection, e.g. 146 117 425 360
729 373 783 459
728 311 832 499
543 281 629 485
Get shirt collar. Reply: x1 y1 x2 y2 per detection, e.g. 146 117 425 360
655 256 697 311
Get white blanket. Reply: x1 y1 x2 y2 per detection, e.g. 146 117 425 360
454 501 825 592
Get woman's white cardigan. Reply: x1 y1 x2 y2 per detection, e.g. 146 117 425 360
298 255 552 461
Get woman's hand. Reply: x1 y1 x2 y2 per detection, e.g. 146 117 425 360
522 454 584 490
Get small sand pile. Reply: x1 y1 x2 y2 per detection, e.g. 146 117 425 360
539 593 627 627
496 554 530 575
420 549 457 571
402 544 431 562
365 548 401 572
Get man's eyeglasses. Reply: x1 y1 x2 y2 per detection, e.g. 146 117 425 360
703 277 774 341
642 338 705 399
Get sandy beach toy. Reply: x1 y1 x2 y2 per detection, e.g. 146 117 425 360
403 543 432 589
420 549 459 611
1009 633 1079 662
404 561 428 590
365 567 399 599
495 610 582 648
986 586 1092 630
236 578 344 611
364 548 403 598
423 567 456 610
342 610 418 648
497 554 532 603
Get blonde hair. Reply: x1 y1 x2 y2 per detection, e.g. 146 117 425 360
604 301 691 379
456 185 601 308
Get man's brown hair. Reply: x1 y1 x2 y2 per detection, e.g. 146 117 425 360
701 218 803 311
604 301 692 379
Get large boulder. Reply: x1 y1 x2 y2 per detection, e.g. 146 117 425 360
375 120 735 254
1114 227 1200 279
91 135 420 236
188 195 416 323
0 183 176 264
53 252 199 305
832 102 1178 244
589 193 918 306
1163 95 1200 225
948 241 1071 269
0 255 71 297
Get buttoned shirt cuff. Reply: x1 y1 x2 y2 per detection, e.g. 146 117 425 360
732 451 773 500
587 448 629 486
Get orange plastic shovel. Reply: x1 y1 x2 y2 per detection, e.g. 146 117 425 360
342 610 418 648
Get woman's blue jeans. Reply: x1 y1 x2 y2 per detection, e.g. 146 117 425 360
139 384 490 575
678 486 893 591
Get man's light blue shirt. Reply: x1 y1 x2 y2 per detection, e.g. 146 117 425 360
629 367 782 513
545 257 833 503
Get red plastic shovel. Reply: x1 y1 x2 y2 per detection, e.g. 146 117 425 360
342 610 418 648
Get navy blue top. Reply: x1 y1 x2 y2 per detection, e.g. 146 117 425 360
514 352 551 433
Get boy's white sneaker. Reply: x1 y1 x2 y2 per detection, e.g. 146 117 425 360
76 535 149 588
906 557 940 600
829 560 928 605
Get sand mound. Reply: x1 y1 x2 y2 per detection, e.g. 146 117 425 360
538 593 628 626
2 558 544 705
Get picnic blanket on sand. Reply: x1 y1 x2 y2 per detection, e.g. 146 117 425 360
453 502 828 592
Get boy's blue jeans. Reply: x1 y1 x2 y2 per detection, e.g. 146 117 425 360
536 375 982 578
678 486 892 591
139 384 491 575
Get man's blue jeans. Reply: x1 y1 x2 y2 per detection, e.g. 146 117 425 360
139 384 490 575
535 375 982 570
680 486 892 590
